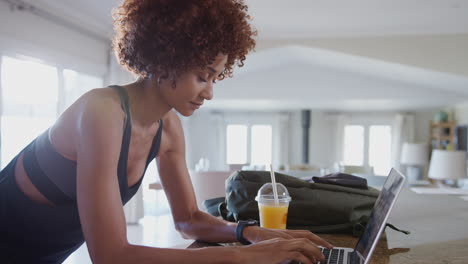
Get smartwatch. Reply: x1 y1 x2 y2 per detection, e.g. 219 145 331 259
236 220 259 245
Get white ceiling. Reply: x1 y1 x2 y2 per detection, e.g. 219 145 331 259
248 0 468 39
17 0 468 111
23 0 468 38
208 45 468 111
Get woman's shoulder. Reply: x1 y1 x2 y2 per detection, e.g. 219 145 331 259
56 87 126 137
161 110 183 133
73 87 124 117
49 87 125 160
80 86 121 105
158 111 185 153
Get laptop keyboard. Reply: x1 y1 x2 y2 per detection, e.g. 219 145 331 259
317 248 345 264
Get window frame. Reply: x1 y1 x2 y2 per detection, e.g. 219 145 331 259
342 114 393 176
224 113 279 167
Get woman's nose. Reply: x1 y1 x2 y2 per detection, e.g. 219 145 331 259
201 83 213 100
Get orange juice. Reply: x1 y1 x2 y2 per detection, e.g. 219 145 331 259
258 203 289 229
255 183 291 229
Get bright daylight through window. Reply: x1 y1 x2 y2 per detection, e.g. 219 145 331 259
226 124 273 167
0 56 103 169
343 124 392 176
226 124 248 164
1 56 58 168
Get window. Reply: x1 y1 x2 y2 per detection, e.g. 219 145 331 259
63 69 103 110
226 124 248 164
343 123 392 176
0 55 104 168
343 125 365 166
251 125 272 165
226 124 273 166
1 56 59 167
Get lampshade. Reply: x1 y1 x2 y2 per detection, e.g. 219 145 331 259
400 143 428 165
428 150 467 180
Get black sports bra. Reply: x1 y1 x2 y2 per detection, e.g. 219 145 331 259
21 85 163 205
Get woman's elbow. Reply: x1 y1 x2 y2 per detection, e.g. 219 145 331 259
89 242 131 264
174 209 204 239
175 220 197 239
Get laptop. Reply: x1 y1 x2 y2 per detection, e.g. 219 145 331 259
317 168 406 264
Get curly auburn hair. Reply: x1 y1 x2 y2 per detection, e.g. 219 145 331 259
112 0 257 80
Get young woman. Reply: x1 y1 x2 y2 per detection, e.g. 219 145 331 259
0 0 332 263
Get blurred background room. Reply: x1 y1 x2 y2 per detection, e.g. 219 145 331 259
1 0 468 262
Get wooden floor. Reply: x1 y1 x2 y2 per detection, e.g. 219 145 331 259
63 214 194 264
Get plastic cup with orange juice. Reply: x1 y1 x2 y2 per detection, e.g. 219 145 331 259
255 182 291 229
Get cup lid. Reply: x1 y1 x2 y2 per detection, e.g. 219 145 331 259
255 183 291 203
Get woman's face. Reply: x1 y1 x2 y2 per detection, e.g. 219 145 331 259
160 54 228 116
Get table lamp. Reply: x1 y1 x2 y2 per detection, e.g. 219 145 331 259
400 143 428 183
428 150 467 188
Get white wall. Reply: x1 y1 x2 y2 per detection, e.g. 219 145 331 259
413 110 436 143
184 110 226 171
307 111 336 168
0 1 109 76
280 110 338 169
453 102 468 125
286 111 302 166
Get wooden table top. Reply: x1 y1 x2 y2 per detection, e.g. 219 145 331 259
188 188 468 263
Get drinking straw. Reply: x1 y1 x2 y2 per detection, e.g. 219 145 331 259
269 164 279 205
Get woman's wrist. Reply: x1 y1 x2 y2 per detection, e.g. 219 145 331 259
229 246 245 264
242 225 261 243
196 246 243 264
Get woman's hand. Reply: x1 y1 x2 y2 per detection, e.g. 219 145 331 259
236 237 326 264
243 226 334 249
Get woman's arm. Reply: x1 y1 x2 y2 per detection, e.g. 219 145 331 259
75 94 129 263
157 111 240 243
154 112 328 263
156 112 333 249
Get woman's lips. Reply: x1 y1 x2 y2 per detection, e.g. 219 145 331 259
190 102 202 109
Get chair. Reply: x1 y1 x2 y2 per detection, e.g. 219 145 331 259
190 171 233 210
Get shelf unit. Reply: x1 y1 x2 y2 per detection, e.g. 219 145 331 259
429 121 457 150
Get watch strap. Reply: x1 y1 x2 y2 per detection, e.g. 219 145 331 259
236 220 259 245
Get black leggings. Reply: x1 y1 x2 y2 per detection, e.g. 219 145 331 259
0 155 84 264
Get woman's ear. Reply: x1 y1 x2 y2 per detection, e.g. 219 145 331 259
167 71 177 89
152 70 168 86
154 69 176 89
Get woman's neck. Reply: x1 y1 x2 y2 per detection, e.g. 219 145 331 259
123 78 172 127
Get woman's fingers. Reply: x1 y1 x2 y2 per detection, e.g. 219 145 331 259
275 230 295 239
283 238 325 263
287 251 313 264
246 237 326 264
288 230 334 249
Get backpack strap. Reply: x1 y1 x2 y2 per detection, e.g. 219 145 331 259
352 216 410 237
385 223 411 235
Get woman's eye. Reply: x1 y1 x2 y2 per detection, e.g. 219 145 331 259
198 76 207 82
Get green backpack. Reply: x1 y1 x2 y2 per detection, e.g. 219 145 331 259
204 170 409 237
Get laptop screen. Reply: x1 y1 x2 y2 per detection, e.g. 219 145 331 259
354 168 405 261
